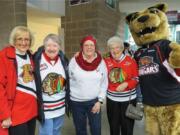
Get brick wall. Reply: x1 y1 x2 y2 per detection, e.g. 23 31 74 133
62 0 125 59
0 0 27 48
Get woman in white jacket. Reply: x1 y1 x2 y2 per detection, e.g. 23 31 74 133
69 35 108 135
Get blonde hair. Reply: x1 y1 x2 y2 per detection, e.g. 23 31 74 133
9 26 34 46
107 36 124 50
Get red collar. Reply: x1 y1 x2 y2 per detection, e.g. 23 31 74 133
75 51 102 71
43 52 59 65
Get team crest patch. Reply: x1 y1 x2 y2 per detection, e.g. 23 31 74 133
40 63 48 71
21 64 34 83
139 56 152 66
109 68 127 83
42 73 65 95
139 56 159 75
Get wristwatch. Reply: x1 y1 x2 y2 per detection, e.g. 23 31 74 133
98 98 103 104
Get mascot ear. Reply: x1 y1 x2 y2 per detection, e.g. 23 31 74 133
126 12 137 24
148 3 168 13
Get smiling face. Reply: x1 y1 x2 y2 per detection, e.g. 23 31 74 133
82 40 96 58
109 43 124 60
14 32 31 54
44 39 60 59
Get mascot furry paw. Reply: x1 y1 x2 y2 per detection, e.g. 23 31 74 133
125 3 180 135
169 42 180 68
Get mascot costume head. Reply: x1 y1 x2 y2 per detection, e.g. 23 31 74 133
126 3 180 69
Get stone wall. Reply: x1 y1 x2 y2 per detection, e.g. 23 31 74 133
0 0 27 48
96 0 124 53
62 0 125 59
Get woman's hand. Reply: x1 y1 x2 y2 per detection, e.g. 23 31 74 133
1 117 12 128
91 102 101 114
116 82 128 92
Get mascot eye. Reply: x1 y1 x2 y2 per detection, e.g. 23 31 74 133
131 14 138 21
149 9 158 14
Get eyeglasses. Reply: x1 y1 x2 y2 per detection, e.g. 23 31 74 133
16 38 30 42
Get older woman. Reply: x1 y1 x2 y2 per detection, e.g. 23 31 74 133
0 26 37 135
69 35 108 135
33 34 69 135
104 36 138 135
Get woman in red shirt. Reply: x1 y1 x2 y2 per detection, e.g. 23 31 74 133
104 36 138 135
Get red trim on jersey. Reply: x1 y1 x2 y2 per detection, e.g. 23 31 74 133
11 90 37 126
44 101 65 108
43 52 59 65
175 68 180 76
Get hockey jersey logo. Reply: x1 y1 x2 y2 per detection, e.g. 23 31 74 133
21 64 34 83
139 56 159 76
40 63 48 71
42 73 66 95
109 68 127 83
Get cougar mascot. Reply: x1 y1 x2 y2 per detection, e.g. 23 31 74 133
126 3 180 135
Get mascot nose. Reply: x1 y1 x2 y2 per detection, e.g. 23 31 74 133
138 15 149 23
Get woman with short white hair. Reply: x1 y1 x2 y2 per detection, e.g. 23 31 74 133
104 36 139 135
34 34 69 135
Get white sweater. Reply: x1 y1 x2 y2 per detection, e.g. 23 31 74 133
69 57 108 102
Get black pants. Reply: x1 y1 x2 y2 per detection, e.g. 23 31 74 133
106 98 136 135
9 118 36 135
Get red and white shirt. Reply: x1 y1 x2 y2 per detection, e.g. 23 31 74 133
40 54 66 119
104 54 138 102
11 53 37 126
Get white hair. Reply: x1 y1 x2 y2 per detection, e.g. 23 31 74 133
107 36 124 50
43 34 61 47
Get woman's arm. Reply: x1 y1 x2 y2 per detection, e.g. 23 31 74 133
0 57 11 124
98 60 108 103
125 58 139 90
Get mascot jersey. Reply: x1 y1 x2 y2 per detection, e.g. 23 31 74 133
134 39 180 106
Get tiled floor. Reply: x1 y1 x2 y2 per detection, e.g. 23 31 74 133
36 103 145 135
61 103 145 135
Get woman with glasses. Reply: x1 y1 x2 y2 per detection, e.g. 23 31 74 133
0 26 37 135
69 35 108 135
